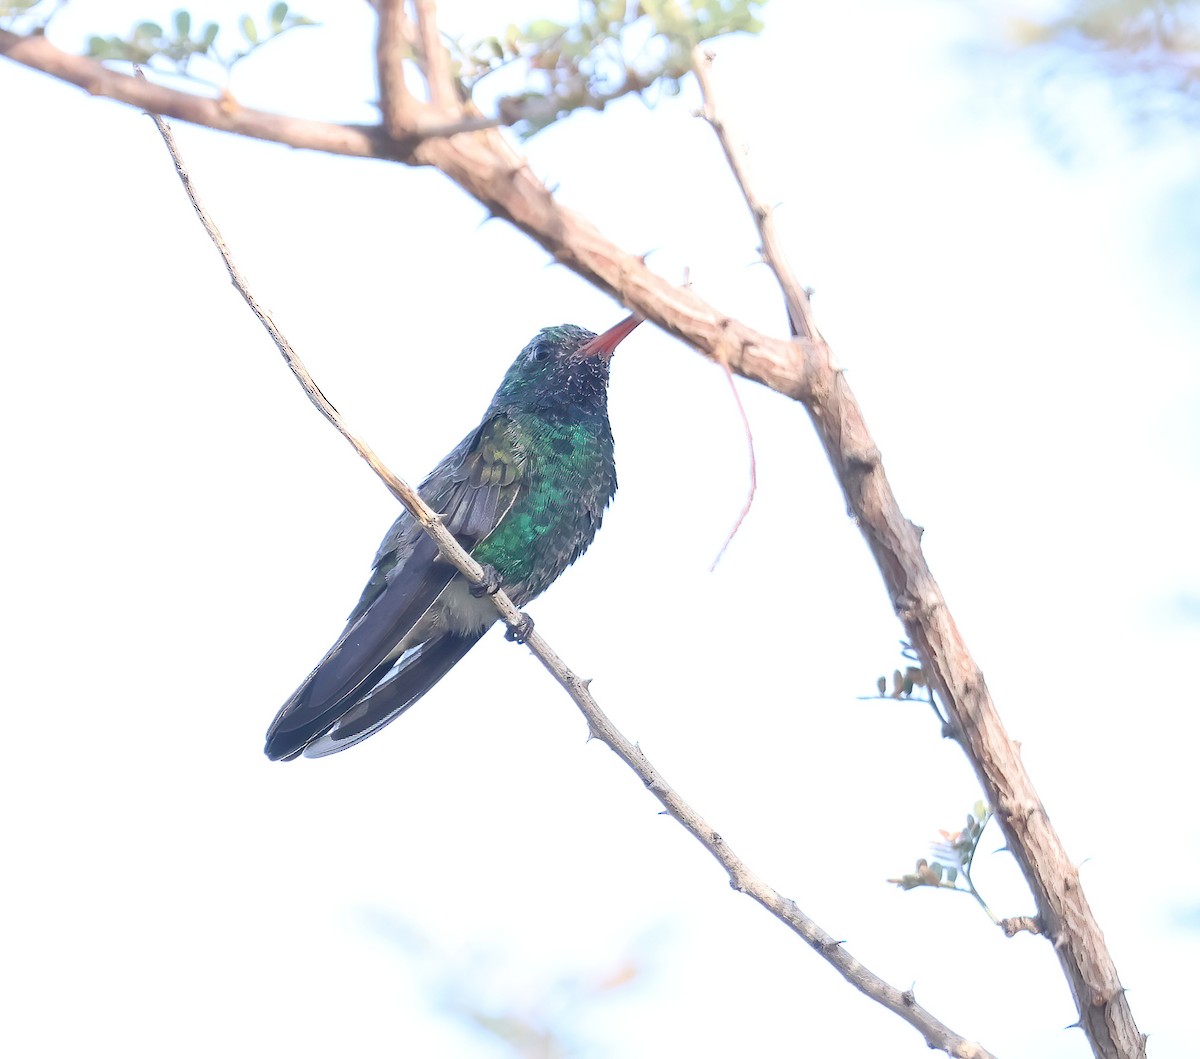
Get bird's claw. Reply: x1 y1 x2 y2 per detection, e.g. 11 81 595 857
470 564 502 598
505 612 535 643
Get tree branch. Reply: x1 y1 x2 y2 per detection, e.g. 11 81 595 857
142 94 996 1059
375 0 416 139
690 46 1145 1059
692 47 817 341
0 29 498 158
412 0 456 113
2 17 1147 1058
0 27 811 400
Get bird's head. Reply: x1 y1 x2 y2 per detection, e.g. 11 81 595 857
491 314 642 415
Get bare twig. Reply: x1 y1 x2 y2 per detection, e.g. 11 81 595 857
143 101 996 1059
0 29 498 156
497 68 654 127
138 91 510 615
375 0 416 138
1002 916 1045 938
692 47 817 341
413 0 456 112
710 361 756 570
857 691 944 726
691 47 1144 1059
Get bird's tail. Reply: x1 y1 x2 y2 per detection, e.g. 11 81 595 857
264 629 484 760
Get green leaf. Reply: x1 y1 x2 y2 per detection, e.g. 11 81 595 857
85 35 116 59
240 14 258 44
269 2 288 34
0 0 44 16
173 9 191 38
134 21 163 40
525 18 565 42
468 0 765 135
200 21 219 49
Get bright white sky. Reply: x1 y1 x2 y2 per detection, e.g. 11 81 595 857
3 2 1198 1057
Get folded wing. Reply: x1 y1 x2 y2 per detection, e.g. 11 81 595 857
263 414 528 760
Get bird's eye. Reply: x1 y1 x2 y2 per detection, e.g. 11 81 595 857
530 342 552 362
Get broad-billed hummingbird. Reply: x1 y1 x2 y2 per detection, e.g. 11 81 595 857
264 314 641 760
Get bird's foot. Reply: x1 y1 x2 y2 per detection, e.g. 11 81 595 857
470 564 502 598
505 612 535 643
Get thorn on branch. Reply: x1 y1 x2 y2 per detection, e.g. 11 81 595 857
691 42 819 341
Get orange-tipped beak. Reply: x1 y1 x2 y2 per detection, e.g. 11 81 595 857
578 312 642 361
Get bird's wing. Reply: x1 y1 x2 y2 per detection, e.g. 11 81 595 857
263 414 527 761
344 411 528 624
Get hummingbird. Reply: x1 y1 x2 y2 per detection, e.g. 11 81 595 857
264 314 641 761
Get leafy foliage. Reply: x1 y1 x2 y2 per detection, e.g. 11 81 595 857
1005 0 1200 124
454 0 767 134
1012 0 1199 64
0 0 58 32
876 665 926 700
0 0 45 19
84 4 316 77
868 641 948 726
873 640 928 701
889 802 1000 923
5 1 763 136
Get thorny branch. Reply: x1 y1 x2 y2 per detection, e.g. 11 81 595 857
690 48 1143 1059
0 5 1146 1058
0 26 811 398
141 59 995 1059
693 47 817 341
